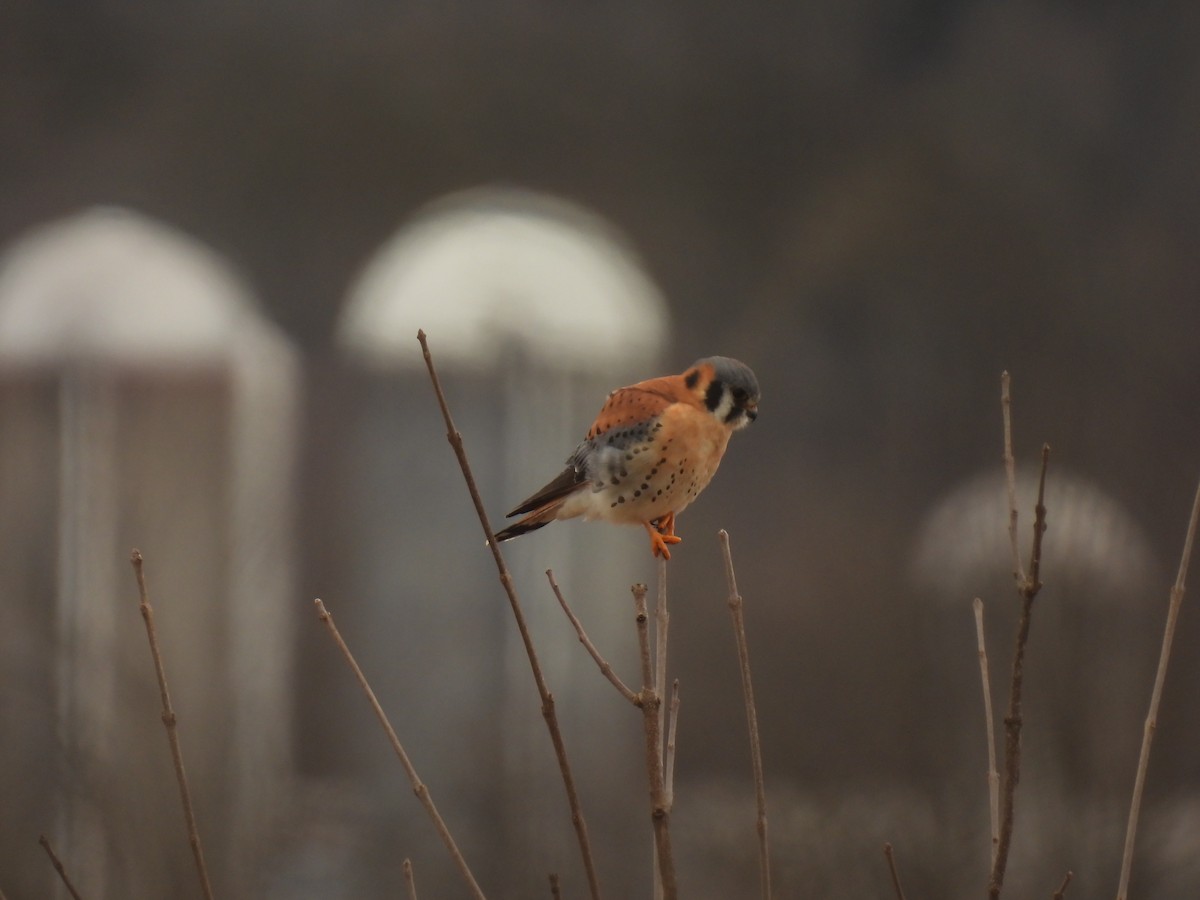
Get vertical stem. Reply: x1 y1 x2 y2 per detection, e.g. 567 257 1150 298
974 598 1000 867
1116 479 1200 899
130 551 215 900
634 584 677 899
719 530 772 900
883 843 907 900
989 445 1050 899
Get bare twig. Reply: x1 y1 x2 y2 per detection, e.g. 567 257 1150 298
719 530 772 900
974 598 1000 866
634 583 677 898
665 679 681 808
652 559 671 900
655 557 670 777
130 550 215 900
883 843 907 900
1116 477 1200 900
546 569 638 704
1001 372 1025 585
314 599 485 900
417 330 601 900
989 443 1051 900
549 873 562 899
1052 870 1074 899
39 834 84 900
402 858 418 900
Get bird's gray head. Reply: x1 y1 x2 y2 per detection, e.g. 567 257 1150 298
689 356 760 430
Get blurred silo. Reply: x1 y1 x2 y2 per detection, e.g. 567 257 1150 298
0 208 299 899
317 187 670 895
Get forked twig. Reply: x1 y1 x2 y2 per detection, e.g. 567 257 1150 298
719 530 772 900
39 834 84 900
1116 478 1200 900
402 858 418 900
417 330 601 900
130 550 215 900
990 375 1051 897
546 569 638 704
634 583 677 899
1052 869 1073 899
883 843 907 900
989 435 1051 900
314 599 485 900
974 598 1000 865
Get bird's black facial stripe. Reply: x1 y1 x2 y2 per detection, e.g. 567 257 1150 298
685 368 700 390
705 380 723 412
723 405 744 424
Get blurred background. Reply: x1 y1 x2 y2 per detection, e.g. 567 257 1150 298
3 2 1200 898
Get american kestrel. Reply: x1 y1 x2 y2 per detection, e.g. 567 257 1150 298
493 356 760 559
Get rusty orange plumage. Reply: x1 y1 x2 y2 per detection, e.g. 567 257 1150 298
494 356 760 559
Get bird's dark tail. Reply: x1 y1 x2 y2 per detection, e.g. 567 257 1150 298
492 493 574 544
493 518 551 543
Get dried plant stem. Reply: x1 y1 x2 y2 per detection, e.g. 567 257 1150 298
655 557 670 776
402 858 418 900
665 680 681 808
989 443 1050 900
883 843 907 900
38 834 84 900
129 550 215 900
1001 372 1025 585
1116 478 1200 900
417 330 601 900
547 569 637 704
973 598 1000 866
719 530 772 900
1053 870 1074 899
314 599 485 900
634 583 677 899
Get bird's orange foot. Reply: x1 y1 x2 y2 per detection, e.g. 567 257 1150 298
644 520 683 559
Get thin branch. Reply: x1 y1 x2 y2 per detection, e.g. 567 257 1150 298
546 569 638 704
634 583 677 899
1052 870 1074 899
989 443 1051 900
719 530 772 900
652 559 670 900
314 598 485 900
1001 372 1025 586
402 858 418 900
130 550 215 900
974 598 1000 867
655 556 670 778
417 330 602 900
883 843 907 900
1116 477 1200 900
38 834 84 900
549 873 562 900
665 679 681 809
1026 445 1051 594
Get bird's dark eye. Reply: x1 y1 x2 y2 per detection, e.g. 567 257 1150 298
732 387 747 403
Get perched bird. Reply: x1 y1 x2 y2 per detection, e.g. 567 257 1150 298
493 356 760 559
